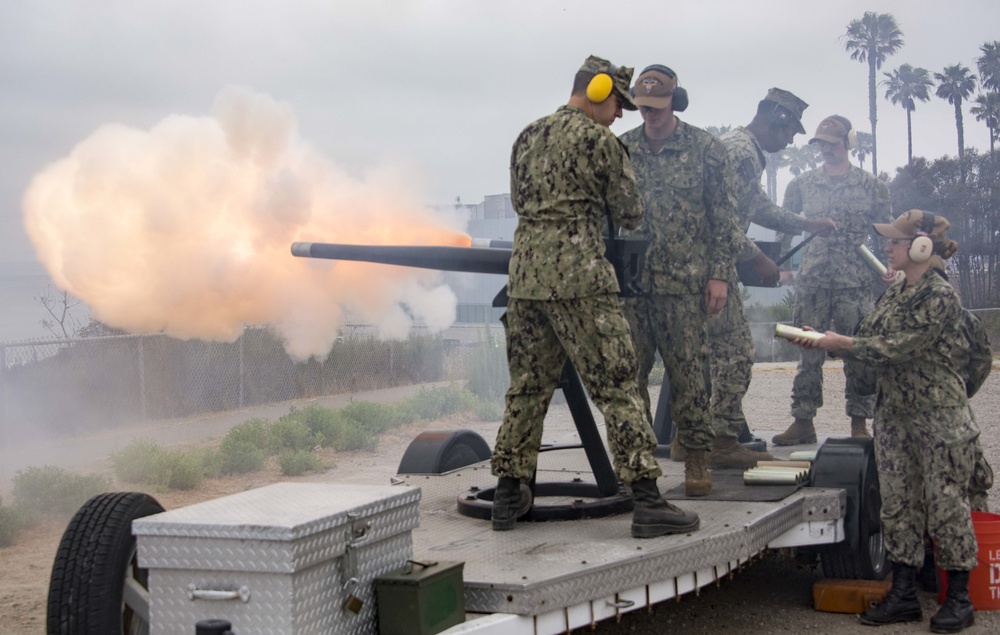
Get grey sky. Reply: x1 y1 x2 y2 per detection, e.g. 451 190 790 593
2 0 998 266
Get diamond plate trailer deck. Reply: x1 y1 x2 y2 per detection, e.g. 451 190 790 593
394 444 849 635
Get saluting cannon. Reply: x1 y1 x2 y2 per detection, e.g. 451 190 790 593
291 236 650 520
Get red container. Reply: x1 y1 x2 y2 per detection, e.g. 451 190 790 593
938 511 1000 610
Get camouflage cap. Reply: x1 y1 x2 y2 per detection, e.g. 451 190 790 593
578 55 638 110
874 209 950 239
811 115 851 145
762 88 807 134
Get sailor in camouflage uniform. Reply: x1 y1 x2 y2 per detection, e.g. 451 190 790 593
792 210 977 632
773 115 892 446
490 55 699 539
619 65 739 496
708 89 837 468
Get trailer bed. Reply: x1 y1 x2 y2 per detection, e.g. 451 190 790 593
395 445 846 633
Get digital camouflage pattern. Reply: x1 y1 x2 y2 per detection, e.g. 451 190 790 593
624 294 715 451
493 103 661 484
708 127 812 437
619 119 738 295
846 268 979 569
619 119 738 450
850 269 975 422
507 106 641 301
779 165 891 289
719 126 809 264
875 408 978 570
953 308 994 511
780 163 890 421
492 296 662 483
792 286 876 420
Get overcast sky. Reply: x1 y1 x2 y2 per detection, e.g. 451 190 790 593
2 0 998 266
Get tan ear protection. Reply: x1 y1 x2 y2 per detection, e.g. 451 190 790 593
909 212 936 263
586 72 615 103
829 115 856 150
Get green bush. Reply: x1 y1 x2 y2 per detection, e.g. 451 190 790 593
341 400 415 434
404 385 477 420
12 466 112 516
161 451 205 490
219 442 269 475
473 397 504 421
337 424 380 451
111 440 169 485
278 450 327 476
221 418 276 454
298 406 352 448
0 498 27 547
270 416 317 452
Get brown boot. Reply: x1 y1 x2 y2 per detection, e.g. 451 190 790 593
709 436 775 469
772 418 817 446
850 416 871 439
684 449 712 496
669 436 686 462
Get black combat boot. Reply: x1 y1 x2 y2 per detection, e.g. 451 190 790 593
859 561 922 625
491 477 532 531
930 570 975 633
630 478 700 538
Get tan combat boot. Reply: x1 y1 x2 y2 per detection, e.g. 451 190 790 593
684 449 712 497
669 436 686 462
771 418 817 446
850 416 871 439
709 436 775 469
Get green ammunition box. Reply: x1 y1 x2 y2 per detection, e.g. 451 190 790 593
375 560 465 635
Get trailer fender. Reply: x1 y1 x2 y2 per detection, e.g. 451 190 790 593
809 437 888 580
397 429 491 475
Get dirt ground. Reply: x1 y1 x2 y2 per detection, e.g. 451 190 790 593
1 362 999 634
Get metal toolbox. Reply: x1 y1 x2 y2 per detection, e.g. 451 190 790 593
133 482 421 635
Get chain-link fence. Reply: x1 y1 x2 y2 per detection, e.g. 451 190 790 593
2 311 997 446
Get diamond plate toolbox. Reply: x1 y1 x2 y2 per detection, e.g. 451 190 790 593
133 482 421 635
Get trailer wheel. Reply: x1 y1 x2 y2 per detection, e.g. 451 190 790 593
810 438 888 580
397 429 491 474
47 492 164 635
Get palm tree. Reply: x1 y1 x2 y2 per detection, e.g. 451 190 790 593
884 64 933 164
934 64 977 162
842 12 904 176
851 131 874 170
783 143 820 177
971 92 1000 154
976 41 1000 92
764 150 791 203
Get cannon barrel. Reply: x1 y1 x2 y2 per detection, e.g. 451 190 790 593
292 237 649 297
290 242 511 275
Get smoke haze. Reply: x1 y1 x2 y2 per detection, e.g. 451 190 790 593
22 87 470 360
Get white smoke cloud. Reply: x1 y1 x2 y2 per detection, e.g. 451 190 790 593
22 86 469 360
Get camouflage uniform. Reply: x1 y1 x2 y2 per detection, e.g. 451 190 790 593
491 105 661 484
954 308 994 511
779 165 891 420
847 269 979 570
709 127 810 438
619 120 738 451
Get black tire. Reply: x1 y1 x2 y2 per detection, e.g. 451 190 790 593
397 430 491 474
47 492 165 635
810 438 888 580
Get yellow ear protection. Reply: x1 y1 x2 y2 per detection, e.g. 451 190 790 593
909 212 936 263
633 64 689 111
829 115 857 150
586 69 616 103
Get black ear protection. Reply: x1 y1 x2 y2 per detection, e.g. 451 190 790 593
909 212 936 263
586 67 617 103
829 115 857 150
635 64 688 112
